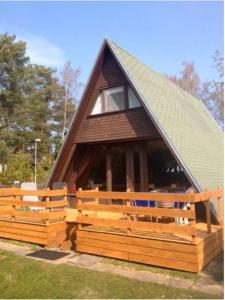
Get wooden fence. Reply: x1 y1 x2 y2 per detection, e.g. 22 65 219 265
76 187 223 244
0 187 68 225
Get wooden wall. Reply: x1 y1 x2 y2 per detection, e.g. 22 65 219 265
75 108 158 143
48 45 159 186
75 48 159 144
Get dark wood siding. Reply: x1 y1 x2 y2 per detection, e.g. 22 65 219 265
75 108 158 143
84 48 128 117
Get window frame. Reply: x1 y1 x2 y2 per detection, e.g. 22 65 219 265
90 85 142 117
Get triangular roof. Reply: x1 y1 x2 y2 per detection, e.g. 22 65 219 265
49 38 223 194
108 38 224 192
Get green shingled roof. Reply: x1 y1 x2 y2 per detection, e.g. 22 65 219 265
108 39 224 192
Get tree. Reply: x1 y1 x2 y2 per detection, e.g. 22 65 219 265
201 51 224 127
0 153 33 186
60 61 81 141
167 56 224 128
0 34 29 159
167 61 202 98
0 33 82 185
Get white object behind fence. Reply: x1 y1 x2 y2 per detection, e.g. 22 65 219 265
21 182 43 211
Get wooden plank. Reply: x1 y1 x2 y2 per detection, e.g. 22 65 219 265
205 200 211 234
0 220 47 231
77 242 198 272
48 211 67 220
0 200 67 207
106 150 112 191
77 203 195 219
77 244 129 260
190 203 197 243
0 231 47 245
139 143 148 192
198 243 224 271
0 225 47 239
77 237 198 263
129 253 199 273
47 222 67 232
0 209 66 220
75 108 158 143
197 229 223 254
77 216 195 236
0 209 48 220
77 230 197 253
16 189 67 197
0 189 67 197
217 195 223 226
126 148 134 191
76 191 198 202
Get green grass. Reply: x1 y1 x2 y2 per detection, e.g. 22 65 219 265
103 257 199 281
0 249 222 299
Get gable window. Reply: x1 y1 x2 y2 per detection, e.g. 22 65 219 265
128 86 141 108
91 85 141 115
91 86 125 115
91 94 104 115
105 86 125 112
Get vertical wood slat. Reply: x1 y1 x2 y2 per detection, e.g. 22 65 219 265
94 186 99 217
63 186 68 220
126 188 132 235
217 187 223 226
78 188 83 229
126 148 134 192
139 143 148 192
45 188 50 226
205 200 212 234
190 203 197 243
106 150 112 192
12 189 18 221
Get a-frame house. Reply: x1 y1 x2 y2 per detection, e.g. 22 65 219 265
48 38 223 219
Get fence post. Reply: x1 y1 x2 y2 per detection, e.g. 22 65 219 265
63 186 68 220
77 188 82 229
189 190 197 243
45 187 50 226
217 187 223 226
12 188 18 221
94 187 99 217
126 188 132 235
205 189 211 234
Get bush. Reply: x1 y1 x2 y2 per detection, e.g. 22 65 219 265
0 153 33 186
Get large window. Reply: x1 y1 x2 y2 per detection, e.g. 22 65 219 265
91 85 141 115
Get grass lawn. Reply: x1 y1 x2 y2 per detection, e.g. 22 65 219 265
0 249 223 299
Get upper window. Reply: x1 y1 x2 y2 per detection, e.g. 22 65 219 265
128 87 141 108
105 86 125 112
91 85 141 116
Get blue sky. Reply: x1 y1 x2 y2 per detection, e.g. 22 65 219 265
0 1 223 85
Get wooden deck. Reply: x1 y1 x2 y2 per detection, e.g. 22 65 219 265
75 188 224 272
0 187 223 272
77 223 223 273
0 188 68 247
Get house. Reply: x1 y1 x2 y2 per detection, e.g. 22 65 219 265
0 39 223 273
48 38 223 220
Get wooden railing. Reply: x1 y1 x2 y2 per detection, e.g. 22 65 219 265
0 187 68 225
76 187 223 243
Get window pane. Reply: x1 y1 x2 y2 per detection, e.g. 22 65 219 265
128 87 141 108
91 94 104 115
104 86 125 112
